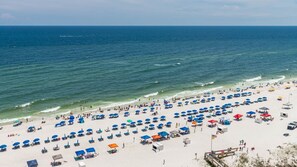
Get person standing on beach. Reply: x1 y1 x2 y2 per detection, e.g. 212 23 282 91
163 159 165 165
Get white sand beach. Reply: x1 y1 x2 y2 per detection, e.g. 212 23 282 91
1 81 297 167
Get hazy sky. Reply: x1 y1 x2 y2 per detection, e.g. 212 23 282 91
1 0 297 25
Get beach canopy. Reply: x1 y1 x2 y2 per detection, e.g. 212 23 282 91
158 131 169 137
75 150 86 156
151 135 161 140
86 147 96 153
127 119 133 123
141 135 151 140
52 154 63 161
233 114 243 119
208 120 217 124
27 159 38 167
246 111 256 115
108 143 118 149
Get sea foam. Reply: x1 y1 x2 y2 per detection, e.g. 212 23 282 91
245 76 262 82
40 106 61 113
144 92 159 98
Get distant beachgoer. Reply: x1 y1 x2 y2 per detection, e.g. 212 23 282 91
163 159 165 165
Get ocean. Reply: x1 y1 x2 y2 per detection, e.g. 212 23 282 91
1 26 297 121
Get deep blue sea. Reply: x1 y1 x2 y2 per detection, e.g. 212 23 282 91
1 26 297 120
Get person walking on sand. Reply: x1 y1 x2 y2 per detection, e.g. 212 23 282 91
123 142 125 148
163 159 165 165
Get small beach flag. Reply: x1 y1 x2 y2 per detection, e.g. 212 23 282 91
211 134 217 140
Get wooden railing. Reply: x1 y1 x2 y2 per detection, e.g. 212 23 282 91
204 148 238 167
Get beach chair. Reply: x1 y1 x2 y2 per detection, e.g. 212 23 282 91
115 132 122 137
74 141 80 147
89 137 95 143
53 145 60 151
107 134 113 139
124 131 130 136
96 129 102 134
44 138 50 144
41 147 48 154
64 143 70 149
98 136 104 142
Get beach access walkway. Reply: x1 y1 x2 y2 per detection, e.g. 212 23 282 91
204 148 238 167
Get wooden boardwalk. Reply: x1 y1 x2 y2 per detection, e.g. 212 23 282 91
204 148 238 167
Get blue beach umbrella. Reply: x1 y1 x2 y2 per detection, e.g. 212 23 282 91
52 135 58 139
33 138 40 142
246 111 256 115
78 130 84 134
23 140 30 144
149 124 155 127
0 144 7 149
13 142 20 147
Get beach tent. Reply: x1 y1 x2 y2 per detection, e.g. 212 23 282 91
52 154 63 165
27 159 38 167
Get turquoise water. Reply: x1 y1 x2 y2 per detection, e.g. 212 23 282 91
1 26 297 119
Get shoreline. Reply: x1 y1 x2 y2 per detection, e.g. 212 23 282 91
0 75 294 126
